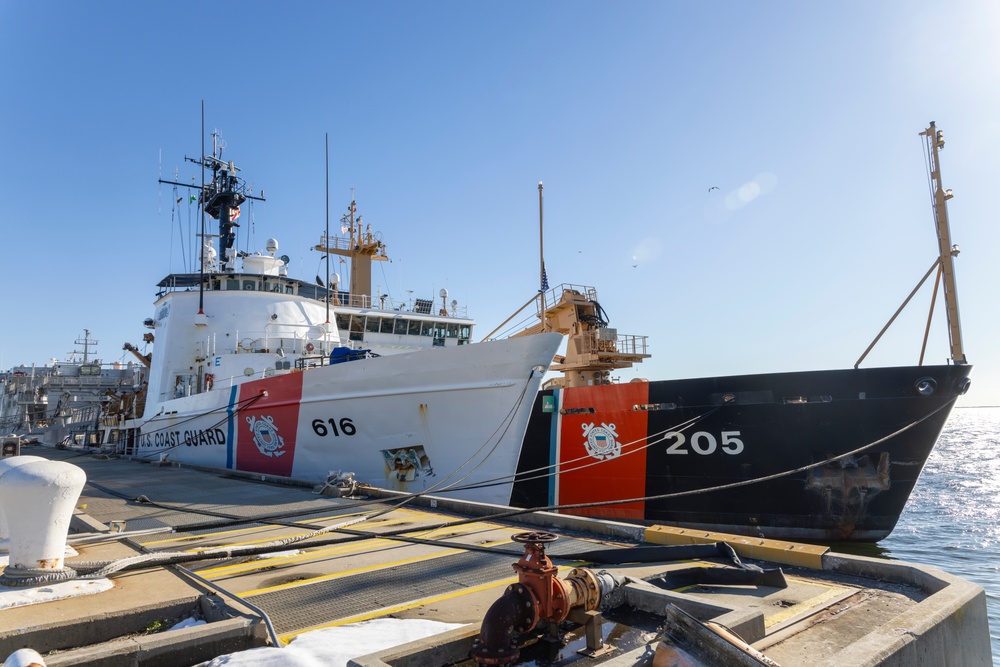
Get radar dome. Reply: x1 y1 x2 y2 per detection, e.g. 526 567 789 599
266 238 279 255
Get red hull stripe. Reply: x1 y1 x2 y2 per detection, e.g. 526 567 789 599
235 372 305 476
556 383 649 520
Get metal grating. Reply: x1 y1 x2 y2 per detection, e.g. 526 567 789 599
246 536 590 635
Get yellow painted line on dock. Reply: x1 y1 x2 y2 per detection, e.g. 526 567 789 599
143 509 433 553
643 525 829 569
240 534 520 597
197 537 401 578
763 577 851 628
180 516 421 553
197 522 502 578
277 564 583 643
143 512 394 547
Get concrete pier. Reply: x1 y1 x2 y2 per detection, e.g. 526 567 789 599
0 444 990 666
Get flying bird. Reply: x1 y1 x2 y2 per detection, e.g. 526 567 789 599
708 186 720 192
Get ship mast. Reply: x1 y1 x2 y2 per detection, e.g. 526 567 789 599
159 128 266 276
854 123 968 369
314 200 389 306
72 329 98 364
920 122 966 364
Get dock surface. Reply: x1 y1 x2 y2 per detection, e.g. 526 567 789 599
0 445 991 667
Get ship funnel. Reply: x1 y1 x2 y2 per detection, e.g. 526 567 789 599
0 455 48 553
0 460 86 586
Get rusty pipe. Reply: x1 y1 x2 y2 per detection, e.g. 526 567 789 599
472 531 623 666
471 584 535 666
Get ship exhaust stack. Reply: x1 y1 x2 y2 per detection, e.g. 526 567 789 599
0 460 85 586
471 532 620 665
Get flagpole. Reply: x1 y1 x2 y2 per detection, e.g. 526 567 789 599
538 181 545 294
198 100 205 316
325 133 331 326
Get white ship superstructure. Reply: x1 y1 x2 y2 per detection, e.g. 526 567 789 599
108 136 560 505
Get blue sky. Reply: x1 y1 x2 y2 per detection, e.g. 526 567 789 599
2 1 998 405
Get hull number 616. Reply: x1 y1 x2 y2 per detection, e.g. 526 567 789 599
312 418 357 437
665 431 744 455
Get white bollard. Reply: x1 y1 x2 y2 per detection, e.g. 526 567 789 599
0 455 48 552
0 460 86 582
2 648 47 666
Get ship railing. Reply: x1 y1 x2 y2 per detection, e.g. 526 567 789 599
334 292 469 318
317 235 355 253
576 329 650 357
489 284 603 339
208 324 338 357
536 283 599 313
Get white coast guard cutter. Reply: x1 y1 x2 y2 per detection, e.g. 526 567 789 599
106 138 560 505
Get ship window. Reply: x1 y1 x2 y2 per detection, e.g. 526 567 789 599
394 319 409 335
349 315 365 334
285 284 294 294
420 321 436 337
408 320 422 336
380 318 395 333
348 315 365 343
335 314 350 332
242 280 256 291
365 317 380 333
446 323 458 338
459 325 471 340
226 279 239 291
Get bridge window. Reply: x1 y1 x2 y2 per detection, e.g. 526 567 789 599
349 315 365 342
365 317 380 333
394 319 409 335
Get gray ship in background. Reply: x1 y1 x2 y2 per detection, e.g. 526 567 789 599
0 330 147 445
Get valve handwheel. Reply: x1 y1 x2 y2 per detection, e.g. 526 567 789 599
511 531 558 544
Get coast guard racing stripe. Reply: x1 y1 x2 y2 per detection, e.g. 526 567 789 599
556 383 648 520
235 372 304 476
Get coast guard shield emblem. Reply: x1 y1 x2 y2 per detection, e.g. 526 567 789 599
582 422 620 461
245 414 286 458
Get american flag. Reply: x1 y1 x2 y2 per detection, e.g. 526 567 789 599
540 262 549 293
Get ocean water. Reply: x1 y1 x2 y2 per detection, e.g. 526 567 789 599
874 406 1000 664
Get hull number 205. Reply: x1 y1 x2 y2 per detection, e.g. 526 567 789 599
665 431 744 455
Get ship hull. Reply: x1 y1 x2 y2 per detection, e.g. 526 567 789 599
512 363 972 542
128 333 561 505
